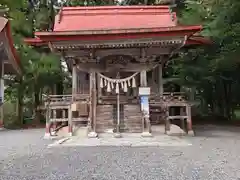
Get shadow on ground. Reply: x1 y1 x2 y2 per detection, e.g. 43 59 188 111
193 125 240 139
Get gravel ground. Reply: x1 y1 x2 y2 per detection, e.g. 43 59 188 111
0 126 240 180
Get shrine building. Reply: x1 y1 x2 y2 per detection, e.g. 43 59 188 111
24 5 210 138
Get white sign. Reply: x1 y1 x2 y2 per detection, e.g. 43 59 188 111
138 87 151 96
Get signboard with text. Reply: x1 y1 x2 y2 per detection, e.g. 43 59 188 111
138 87 150 96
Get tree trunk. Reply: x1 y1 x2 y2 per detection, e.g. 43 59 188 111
33 83 41 124
17 79 24 125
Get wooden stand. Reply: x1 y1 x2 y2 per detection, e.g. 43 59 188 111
140 70 152 136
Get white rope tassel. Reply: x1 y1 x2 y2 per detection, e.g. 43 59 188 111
111 82 114 90
128 79 131 87
123 82 128 92
132 77 136 88
115 83 119 94
121 81 124 89
100 77 104 88
103 79 106 86
107 81 111 92
97 72 139 93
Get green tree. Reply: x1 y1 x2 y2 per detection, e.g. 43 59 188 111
0 0 63 126
172 0 240 120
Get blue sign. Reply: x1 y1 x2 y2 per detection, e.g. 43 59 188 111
140 96 149 115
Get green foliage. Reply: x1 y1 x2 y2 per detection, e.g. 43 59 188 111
0 0 63 126
171 0 240 120
1 0 240 127
3 102 21 129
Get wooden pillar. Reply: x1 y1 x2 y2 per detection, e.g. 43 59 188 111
180 107 186 132
88 70 98 138
140 70 147 118
165 105 170 133
0 60 4 129
68 104 73 136
151 68 156 93
67 62 77 136
44 99 51 138
158 64 163 95
52 109 57 134
89 72 93 129
72 63 77 100
92 71 97 133
62 109 66 119
78 71 87 94
186 105 194 136
140 70 147 87
140 70 152 137
97 73 102 103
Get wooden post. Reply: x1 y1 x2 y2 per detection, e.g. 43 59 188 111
70 62 77 134
186 105 194 136
68 104 73 136
0 60 3 129
180 107 186 133
72 63 77 101
44 98 51 139
116 92 121 136
52 109 57 135
97 73 102 103
89 72 93 130
151 67 156 93
88 71 98 138
140 70 146 132
92 71 97 133
165 106 170 134
140 70 152 137
140 70 147 87
158 64 163 95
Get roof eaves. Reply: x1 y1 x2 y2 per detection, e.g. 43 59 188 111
35 25 202 37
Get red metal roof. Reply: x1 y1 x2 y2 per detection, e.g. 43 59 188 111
0 17 21 74
54 6 177 32
24 5 209 46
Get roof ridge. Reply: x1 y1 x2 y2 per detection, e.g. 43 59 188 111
59 5 171 17
62 5 170 11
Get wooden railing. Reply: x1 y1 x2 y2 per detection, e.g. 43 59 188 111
43 94 90 123
98 95 138 104
149 92 192 133
150 92 188 104
43 94 90 105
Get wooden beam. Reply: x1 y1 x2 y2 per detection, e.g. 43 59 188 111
76 62 158 72
52 37 184 49
63 47 171 60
